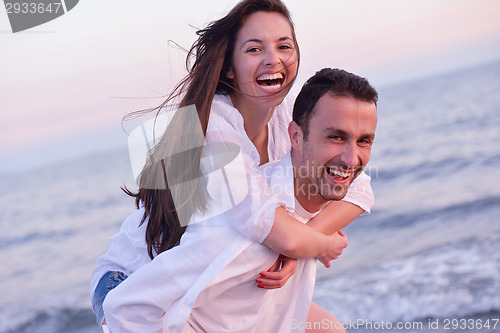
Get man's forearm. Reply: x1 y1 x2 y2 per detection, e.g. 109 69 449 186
306 201 363 235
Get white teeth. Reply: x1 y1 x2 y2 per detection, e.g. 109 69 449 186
256 73 283 91
257 73 283 81
260 83 282 90
328 168 349 178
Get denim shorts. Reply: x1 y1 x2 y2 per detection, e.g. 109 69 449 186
92 271 128 326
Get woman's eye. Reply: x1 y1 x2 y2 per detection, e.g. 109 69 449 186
279 44 292 50
246 47 260 53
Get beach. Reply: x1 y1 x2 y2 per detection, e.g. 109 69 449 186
1 60 499 332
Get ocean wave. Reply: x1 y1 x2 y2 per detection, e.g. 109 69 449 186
372 151 500 183
0 307 98 333
0 229 76 250
357 193 500 230
314 236 500 324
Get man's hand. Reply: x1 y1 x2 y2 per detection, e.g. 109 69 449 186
316 230 348 268
255 255 297 289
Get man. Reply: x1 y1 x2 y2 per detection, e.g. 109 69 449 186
290 67 377 231
100 68 378 332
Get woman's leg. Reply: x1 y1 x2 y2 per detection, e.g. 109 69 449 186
306 302 346 333
92 271 128 326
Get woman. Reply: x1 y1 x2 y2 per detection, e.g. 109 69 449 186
93 0 372 331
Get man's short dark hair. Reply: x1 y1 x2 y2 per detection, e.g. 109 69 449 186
293 68 378 139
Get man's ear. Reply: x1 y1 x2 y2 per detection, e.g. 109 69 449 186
288 121 304 151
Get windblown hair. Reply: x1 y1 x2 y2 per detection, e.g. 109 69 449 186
293 68 378 139
124 0 299 259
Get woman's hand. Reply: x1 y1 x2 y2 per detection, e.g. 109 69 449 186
316 230 348 268
255 255 297 289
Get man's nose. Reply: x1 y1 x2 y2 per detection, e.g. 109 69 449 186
339 143 359 168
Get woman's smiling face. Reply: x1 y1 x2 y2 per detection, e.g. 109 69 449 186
228 11 299 109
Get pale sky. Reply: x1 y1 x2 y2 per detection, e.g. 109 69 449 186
1 0 500 174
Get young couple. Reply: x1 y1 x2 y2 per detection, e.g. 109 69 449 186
91 0 378 332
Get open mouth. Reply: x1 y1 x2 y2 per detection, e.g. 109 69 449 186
256 72 284 91
325 166 351 181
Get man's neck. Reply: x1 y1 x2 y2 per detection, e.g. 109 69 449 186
291 152 329 213
294 188 329 213
293 174 329 213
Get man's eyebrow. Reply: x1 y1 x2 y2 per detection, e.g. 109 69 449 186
323 128 348 136
323 128 375 140
360 133 375 140
241 36 293 48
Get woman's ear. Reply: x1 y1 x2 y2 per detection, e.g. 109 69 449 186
226 67 235 79
288 121 303 151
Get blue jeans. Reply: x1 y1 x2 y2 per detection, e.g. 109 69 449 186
92 271 128 325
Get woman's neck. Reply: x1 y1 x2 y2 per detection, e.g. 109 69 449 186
230 94 275 164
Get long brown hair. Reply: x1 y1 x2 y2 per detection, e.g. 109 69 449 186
125 0 300 259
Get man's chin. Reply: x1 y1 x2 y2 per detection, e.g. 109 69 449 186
320 185 349 202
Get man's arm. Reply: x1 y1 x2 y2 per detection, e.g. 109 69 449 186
307 201 364 234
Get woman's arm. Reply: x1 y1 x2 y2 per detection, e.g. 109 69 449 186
261 169 373 265
257 172 373 287
257 201 361 288
262 207 344 267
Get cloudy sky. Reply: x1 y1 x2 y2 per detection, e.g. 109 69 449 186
1 0 500 174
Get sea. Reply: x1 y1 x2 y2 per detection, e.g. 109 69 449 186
1 60 499 332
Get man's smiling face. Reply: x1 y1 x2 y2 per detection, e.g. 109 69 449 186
291 93 377 208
